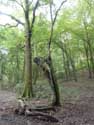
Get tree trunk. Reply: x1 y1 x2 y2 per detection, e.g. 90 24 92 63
22 0 33 98
15 50 20 83
61 44 77 81
62 51 69 80
70 57 77 81
87 40 94 75
68 49 77 82
49 56 61 106
47 0 67 106
83 40 92 78
84 21 94 78
22 33 33 98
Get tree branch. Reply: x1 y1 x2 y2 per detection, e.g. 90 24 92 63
0 11 25 26
53 0 67 25
0 23 19 28
50 2 53 23
48 0 67 50
15 0 25 12
30 0 39 31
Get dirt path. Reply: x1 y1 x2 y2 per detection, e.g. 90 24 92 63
0 79 94 125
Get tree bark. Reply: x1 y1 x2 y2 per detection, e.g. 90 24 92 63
62 51 69 80
22 0 32 98
47 0 67 106
22 34 32 97
22 0 39 98
83 40 92 78
84 21 94 77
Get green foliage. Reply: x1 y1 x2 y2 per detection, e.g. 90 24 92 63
0 0 94 98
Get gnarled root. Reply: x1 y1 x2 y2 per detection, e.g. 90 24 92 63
14 99 59 122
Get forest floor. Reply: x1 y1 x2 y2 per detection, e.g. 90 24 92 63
0 77 94 125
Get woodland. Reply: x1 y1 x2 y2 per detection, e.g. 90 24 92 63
0 0 94 125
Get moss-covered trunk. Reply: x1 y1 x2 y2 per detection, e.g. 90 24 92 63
22 0 32 98
49 58 61 106
22 36 33 98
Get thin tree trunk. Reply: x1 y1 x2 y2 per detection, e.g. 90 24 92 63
48 56 61 106
83 40 92 78
62 51 69 80
15 50 20 83
46 0 67 106
48 25 60 106
68 49 77 81
87 40 94 75
62 44 77 81
84 21 94 77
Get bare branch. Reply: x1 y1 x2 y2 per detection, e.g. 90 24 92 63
30 0 39 31
15 0 25 12
0 23 19 28
48 0 67 54
50 2 53 23
0 11 25 26
53 0 67 25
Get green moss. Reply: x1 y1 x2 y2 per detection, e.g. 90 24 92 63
22 83 32 98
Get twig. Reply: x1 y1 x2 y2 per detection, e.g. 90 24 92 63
15 0 25 12
52 0 67 25
0 23 19 28
0 11 24 26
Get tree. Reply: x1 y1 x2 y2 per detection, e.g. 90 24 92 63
47 0 67 106
22 0 39 98
0 0 40 98
56 0 94 78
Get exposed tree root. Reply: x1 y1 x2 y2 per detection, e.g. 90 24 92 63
29 106 56 112
25 110 59 122
14 99 59 122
